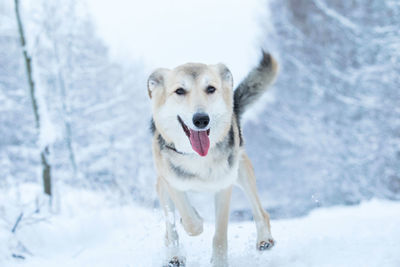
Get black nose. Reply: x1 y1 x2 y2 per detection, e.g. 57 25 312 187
192 113 210 129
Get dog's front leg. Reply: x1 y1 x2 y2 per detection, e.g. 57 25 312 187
157 177 185 266
237 153 275 251
211 185 233 267
161 178 204 236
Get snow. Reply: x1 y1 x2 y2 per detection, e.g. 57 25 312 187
2 1 400 266
312 0 359 32
2 185 400 267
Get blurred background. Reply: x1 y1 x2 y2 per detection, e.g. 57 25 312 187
1 0 399 223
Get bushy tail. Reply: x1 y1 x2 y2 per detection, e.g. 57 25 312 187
233 51 278 118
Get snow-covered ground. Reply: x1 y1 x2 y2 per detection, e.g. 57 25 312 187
1 185 399 267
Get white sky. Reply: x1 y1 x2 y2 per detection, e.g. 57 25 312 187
85 0 268 84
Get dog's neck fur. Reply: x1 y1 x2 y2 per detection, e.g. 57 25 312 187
151 114 243 192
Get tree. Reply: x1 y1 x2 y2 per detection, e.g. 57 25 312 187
14 0 52 196
41 0 78 177
242 0 400 217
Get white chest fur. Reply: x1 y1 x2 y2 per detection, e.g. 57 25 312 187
162 147 241 192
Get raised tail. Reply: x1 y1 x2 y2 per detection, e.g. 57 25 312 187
233 51 278 119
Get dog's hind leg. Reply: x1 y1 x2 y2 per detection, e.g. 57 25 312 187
157 177 185 266
211 185 233 267
237 153 275 251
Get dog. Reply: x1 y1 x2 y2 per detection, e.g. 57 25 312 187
148 51 278 267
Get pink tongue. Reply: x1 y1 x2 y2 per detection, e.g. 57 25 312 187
189 129 210 156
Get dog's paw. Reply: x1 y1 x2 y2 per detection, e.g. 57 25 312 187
180 217 203 236
165 256 186 267
257 239 275 251
210 257 228 267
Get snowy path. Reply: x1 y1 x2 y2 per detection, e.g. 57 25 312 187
2 190 400 267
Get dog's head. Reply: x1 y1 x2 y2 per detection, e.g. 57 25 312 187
148 63 233 157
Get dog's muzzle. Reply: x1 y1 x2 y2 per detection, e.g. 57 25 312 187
178 115 210 157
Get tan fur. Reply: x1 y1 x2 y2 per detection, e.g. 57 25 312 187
148 54 277 266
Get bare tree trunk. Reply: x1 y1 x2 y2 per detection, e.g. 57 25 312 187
53 39 78 176
15 0 52 196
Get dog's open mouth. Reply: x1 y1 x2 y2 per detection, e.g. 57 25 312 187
178 116 210 157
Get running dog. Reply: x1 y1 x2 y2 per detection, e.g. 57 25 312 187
148 51 278 267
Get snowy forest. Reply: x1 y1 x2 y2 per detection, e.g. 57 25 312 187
1 0 399 266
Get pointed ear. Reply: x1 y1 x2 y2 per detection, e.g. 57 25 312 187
215 63 233 89
147 68 169 98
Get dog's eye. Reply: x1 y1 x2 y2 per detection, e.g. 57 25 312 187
175 88 186 95
206 86 216 94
